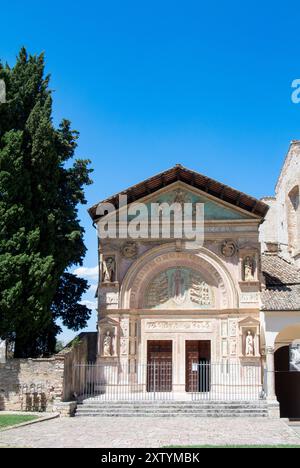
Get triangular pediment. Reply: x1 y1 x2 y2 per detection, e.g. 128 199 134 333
238 317 260 327
89 164 268 221
103 182 259 221
98 317 119 327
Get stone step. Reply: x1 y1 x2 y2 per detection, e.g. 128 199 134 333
80 400 266 405
81 399 262 404
75 398 268 417
79 406 267 412
80 403 267 409
80 400 267 404
76 411 268 418
76 405 268 416
77 408 267 414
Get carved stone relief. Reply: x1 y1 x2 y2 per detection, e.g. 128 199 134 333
120 241 137 259
145 267 212 309
230 339 237 356
229 320 237 337
127 250 231 310
222 339 228 357
120 338 128 355
99 290 119 308
221 321 228 337
221 240 237 258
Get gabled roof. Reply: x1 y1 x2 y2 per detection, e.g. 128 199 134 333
88 164 269 221
261 254 300 311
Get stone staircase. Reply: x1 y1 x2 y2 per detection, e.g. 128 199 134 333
75 400 269 417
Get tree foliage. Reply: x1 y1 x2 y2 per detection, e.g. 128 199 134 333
0 48 93 357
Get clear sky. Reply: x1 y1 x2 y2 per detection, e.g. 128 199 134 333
1 1 299 343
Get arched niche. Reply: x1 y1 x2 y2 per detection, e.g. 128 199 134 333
120 244 238 310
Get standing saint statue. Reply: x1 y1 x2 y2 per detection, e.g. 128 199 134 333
245 330 255 356
102 256 115 283
103 331 112 356
243 256 255 281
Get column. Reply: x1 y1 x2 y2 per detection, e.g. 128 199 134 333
266 346 277 400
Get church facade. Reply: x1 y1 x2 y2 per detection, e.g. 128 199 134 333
88 141 300 417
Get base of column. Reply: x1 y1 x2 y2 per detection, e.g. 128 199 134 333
267 399 280 419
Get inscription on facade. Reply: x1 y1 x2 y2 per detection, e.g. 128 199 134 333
145 320 213 332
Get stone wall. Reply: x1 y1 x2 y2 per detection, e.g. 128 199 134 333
0 356 65 411
0 332 97 412
260 140 300 265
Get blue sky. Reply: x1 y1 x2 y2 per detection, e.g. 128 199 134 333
1 1 299 342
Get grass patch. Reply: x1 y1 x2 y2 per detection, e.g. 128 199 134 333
0 414 38 429
165 445 300 448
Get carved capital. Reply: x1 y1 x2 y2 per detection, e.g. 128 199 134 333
266 346 275 355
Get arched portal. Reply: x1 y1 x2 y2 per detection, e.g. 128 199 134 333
274 323 300 418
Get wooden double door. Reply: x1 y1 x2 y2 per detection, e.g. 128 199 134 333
147 340 172 392
185 340 211 392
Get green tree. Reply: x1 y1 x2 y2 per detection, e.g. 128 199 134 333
0 48 93 357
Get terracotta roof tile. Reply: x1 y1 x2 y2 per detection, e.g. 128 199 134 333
88 165 269 220
261 254 300 311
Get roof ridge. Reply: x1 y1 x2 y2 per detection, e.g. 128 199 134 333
88 164 269 220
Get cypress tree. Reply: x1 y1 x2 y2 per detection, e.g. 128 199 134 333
0 48 93 357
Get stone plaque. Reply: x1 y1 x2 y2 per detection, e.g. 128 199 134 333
240 292 259 303
100 291 119 307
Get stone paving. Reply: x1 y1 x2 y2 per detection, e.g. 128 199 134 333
0 417 300 448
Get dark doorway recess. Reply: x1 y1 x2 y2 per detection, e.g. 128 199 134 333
275 346 300 419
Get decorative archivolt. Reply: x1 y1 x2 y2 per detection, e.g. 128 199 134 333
120 244 238 310
145 267 212 309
